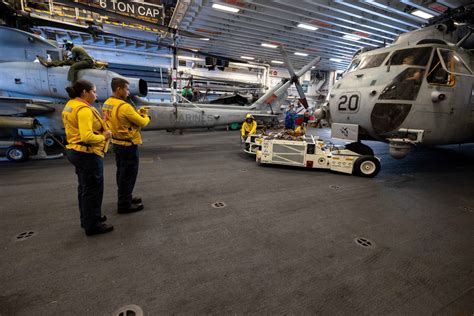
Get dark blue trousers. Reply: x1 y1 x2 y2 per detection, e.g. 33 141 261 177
113 144 139 209
66 150 104 230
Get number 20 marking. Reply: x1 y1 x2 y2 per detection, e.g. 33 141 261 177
338 94 359 112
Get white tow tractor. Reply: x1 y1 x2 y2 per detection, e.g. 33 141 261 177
245 134 381 177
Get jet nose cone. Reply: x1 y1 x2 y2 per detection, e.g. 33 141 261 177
370 103 412 135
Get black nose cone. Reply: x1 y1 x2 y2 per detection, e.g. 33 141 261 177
370 103 412 134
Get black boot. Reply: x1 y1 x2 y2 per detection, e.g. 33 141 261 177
85 224 114 236
36 55 50 67
81 215 107 228
118 203 144 214
131 196 142 204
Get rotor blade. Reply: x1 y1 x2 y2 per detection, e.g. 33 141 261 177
294 82 308 109
279 46 296 78
296 56 321 78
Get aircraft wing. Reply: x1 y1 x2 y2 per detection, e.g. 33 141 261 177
0 97 55 116
253 113 279 117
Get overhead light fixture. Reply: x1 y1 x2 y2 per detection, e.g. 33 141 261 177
294 52 308 57
311 66 316 69
271 60 284 64
241 56 254 60
410 9 434 19
191 49 199 52
343 34 361 41
330 58 343 62
297 23 318 31
200 38 210 41
261 43 278 48
212 3 240 13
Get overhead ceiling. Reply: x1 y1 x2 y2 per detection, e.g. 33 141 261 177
6 0 472 72
170 0 470 71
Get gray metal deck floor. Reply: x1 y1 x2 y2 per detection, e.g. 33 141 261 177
1 128 473 315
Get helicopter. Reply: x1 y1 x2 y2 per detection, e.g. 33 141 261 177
0 25 319 161
314 4 474 159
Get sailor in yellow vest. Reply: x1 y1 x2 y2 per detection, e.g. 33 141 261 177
241 114 257 141
241 114 257 151
62 79 114 236
294 122 307 136
103 78 151 214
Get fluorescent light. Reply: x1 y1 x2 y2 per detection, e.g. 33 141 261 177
241 56 254 60
297 23 318 31
311 66 316 69
191 49 199 52
343 34 361 41
200 38 210 41
261 43 278 48
330 58 343 62
271 60 284 64
294 52 308 57
212 3 240 13
411 9 433 19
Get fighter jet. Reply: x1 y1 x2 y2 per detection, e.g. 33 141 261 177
314 4 474 159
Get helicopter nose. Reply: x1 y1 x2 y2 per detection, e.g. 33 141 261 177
370 103 412 134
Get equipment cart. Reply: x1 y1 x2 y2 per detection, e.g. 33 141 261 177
249 135 380 177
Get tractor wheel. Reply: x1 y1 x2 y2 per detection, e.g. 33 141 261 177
6 146 29 162
353 155 380 178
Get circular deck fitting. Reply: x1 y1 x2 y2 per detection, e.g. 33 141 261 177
461 206 474 213
329 185 342 190
16 231 35 241
212 202 227 209
354 237 375 248
113 304 144 316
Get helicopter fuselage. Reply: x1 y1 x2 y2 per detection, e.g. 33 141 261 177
329 40 474 158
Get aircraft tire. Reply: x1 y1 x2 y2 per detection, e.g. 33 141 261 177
43 136 56 147
353 155 380 178
345 142 374 156
6 145 29 162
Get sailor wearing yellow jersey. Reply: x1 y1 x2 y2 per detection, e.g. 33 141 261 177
62 80 114 236
103 78 150 214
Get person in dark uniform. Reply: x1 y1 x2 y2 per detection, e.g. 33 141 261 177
64 41 95 83
37 41 94 82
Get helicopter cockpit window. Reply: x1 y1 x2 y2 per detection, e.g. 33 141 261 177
379 68 426 101
358 53 389 70
387 47 432 66
439 49 472 76
346 58 362 73
427 50 473 85
427 50 453 85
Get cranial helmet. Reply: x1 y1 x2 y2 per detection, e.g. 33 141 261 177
63 40 74 49
245 114 254 120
